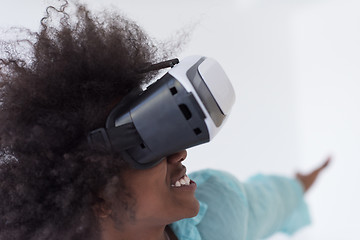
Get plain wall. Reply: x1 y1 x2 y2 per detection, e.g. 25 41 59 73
1 0 359 239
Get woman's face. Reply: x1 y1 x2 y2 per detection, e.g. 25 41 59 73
123 150 199 226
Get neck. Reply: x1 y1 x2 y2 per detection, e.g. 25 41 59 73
100 217 172 240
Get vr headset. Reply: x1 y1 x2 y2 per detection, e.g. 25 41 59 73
88 56 235 169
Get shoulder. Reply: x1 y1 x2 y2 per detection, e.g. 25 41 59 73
189 169 243 189
189 169 247 203
185 169 249 240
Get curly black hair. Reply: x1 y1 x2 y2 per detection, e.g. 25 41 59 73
0 1 168 239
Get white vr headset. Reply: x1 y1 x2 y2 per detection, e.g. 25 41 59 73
88 56 235 169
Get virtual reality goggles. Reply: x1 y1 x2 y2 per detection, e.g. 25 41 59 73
88 56 235 169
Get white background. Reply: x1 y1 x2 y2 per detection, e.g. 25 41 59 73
1 0 359 239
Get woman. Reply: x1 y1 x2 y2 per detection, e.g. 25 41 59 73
0 2 329 240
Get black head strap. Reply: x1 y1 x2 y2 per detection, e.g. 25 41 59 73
87 122 142 151
137 58 179 73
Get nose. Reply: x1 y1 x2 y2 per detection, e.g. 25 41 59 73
167 150 187 164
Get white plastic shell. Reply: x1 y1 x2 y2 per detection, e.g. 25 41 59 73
168 56 235 140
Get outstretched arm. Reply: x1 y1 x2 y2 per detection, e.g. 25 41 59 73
243 157 331 238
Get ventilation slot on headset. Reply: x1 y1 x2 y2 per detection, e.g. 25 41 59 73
193 128 202 135
179 104 192 120
170 87 178 95
140 143 146 149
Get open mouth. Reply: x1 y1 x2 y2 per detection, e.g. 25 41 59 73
171 174 191 187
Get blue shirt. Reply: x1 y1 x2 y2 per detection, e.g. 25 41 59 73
171 169 311 240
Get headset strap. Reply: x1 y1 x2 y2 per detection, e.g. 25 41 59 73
87 123 142 151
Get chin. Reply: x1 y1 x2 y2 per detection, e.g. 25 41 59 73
191 199 201 216
183 198 201 219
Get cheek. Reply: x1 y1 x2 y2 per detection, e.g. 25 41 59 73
131 182 172 221
127 163 170 219
135 167 170 200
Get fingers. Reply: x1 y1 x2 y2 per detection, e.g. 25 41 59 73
315 156 331 173
296 156 332 193
321 156 331 169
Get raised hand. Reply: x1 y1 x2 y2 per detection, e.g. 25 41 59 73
296 157 331 192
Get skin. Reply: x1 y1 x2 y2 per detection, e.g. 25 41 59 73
98 152 331 240
296 156 331 192
99 150 199 240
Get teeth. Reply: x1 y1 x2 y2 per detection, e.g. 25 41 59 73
172 175 191 187
184 175 190 184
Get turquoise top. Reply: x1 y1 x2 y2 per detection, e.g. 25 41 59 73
171 169 311 240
